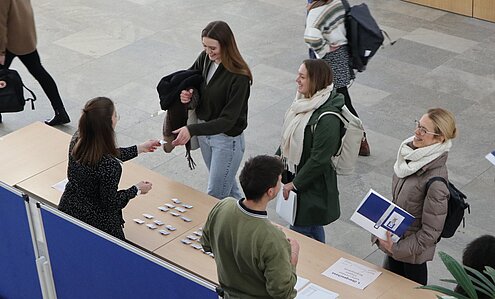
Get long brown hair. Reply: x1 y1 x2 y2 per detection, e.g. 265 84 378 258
303 59 334 97
72 97 118 166
202 21 253 84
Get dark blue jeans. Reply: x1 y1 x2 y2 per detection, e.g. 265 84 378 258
290 225 326 243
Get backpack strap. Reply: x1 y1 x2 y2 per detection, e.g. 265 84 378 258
381 30 397 46
311 111 345 134
426 176 448 191
22 84 37 110
341 0 351 13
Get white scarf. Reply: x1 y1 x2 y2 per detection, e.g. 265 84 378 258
280 84 333 173
393 136 452 178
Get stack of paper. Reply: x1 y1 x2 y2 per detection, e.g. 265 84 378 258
296 283 339 299
350 189 415 242
275 186 297 226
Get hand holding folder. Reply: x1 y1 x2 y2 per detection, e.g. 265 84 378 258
350 189 415 242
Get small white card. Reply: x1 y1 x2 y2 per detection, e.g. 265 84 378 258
146 224 157 230
322 258 381 290
486 151 495 166
296 283 339 299
175 207 187 213
159 229 170 235
142 213 154 219
133 218 145 224
294 276 310 291
51 178 68 193
171 198 182 204
165 203 175 209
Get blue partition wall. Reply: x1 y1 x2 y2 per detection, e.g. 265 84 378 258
0 184 42 299
40 206 217 299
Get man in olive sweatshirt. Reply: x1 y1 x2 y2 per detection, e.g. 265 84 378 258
201 155 299 299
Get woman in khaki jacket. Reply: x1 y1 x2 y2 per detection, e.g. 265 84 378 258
0 0 69 125
375 108 457 285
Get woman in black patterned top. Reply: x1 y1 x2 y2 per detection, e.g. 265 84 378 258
58 97 160 240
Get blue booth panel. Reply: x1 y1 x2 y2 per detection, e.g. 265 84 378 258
40 205 217 299
0 183 42 299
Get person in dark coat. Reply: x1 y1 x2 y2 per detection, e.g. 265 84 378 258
58 97 160 240
278 59 343 243
0 0 70 125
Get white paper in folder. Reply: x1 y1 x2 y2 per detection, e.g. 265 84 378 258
275 186 297 226
296 283 339 299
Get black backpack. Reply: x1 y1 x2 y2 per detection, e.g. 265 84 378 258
426 177 470 239
341 0 392 72
0 67 36 113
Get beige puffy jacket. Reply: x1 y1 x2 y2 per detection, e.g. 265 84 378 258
374 151 450 264
0 0 37 55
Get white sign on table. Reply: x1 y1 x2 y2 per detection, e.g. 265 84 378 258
322 257 382 290
296 283 339 299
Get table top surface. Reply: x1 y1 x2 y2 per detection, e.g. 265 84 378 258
0 122 71 186
8 122 437 299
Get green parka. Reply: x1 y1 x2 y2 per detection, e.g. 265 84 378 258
286 91 344 226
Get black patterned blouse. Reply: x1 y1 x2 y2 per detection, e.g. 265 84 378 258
58 133 138 240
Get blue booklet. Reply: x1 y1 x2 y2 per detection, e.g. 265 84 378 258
486 150 495 166
350 189 415 242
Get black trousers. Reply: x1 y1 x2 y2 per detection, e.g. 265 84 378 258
4 49 64 110
384 255 428 285
336 86 359 118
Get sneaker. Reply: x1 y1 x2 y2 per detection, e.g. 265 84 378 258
45 109 70 126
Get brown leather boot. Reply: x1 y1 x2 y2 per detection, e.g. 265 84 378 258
359 136 370 156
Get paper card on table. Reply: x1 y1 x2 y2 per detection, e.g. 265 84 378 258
275 185 297 226
51 178 68 193
294 276 310 291
486 150 495 166
295 283 339 299
350 189 414 242
322 257 382 290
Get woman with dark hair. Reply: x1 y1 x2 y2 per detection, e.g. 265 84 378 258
304 0 370 156
375 108 458 285
58 97 160 240
172 21 252 200
278 59 343 243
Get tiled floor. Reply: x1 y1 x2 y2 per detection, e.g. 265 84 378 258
1 0 494 287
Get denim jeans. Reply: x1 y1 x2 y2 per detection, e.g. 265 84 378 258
198 133 245 200
290 225 326 243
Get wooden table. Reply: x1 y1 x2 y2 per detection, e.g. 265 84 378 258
16 155 219 252
0 122 70 186
155 224 437 299
8 122 437 298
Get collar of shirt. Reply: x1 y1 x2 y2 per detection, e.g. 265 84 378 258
237 199 268 219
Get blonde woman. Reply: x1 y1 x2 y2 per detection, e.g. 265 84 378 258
374 108 458 285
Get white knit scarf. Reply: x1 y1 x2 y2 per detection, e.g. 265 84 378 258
393 136 452 178
280 84 333 173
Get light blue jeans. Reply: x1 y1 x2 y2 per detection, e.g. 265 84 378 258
198 133 245 200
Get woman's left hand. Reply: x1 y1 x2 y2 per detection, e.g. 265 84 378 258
283 182 295 200
138 139 161 154
172 127 191 146
378 231 394 254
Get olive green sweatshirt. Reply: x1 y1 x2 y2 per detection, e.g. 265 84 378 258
201 198 297 299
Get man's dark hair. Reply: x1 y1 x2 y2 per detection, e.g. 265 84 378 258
455 235 495 298
239 155 283 202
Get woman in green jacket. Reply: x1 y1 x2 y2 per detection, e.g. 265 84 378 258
279 59 343 243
